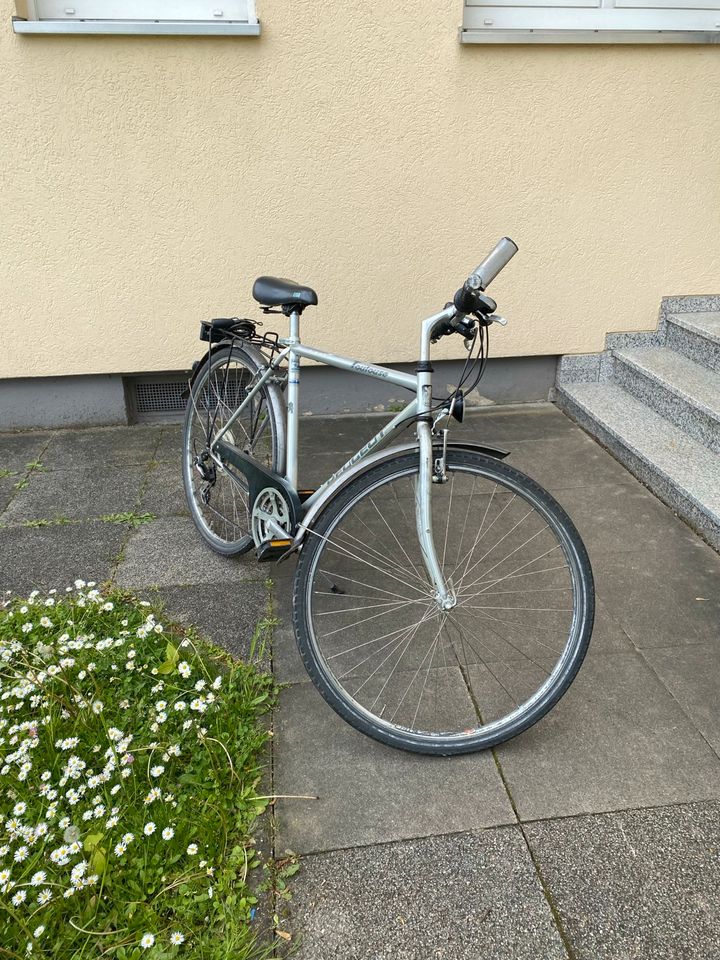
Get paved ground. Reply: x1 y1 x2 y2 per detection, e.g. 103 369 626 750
1 403 719 958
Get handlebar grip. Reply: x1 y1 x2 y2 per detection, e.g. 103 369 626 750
470 237 518 290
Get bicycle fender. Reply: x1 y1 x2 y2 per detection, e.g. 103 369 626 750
186 338 269 394
293 439 509 550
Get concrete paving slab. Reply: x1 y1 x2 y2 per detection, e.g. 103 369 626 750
506 434 639 492
457 404 582 443
114 517 261 589
524 802 720 960
273 682 515 855
1 464 147 523
552 480 699 555
139 461 188 517
153 425 183 463
592 536 720 647
269 568 309 684
495 650 720 821
152 581 271 666
0 521 126 595
643 644 720 756
0 478 17 514
284 828 566 960
43 424 162 469
0 431 51 474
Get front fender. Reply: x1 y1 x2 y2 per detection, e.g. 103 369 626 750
293 440 509 549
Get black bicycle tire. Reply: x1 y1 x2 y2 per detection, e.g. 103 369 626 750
183 344 284 556
292 449 594 755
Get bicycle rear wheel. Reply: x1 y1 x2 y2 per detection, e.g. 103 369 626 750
293 449 594 754
183 343 285 555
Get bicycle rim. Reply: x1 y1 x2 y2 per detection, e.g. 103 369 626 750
294 451 594 753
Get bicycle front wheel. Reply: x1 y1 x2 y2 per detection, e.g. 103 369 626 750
293 449 594 754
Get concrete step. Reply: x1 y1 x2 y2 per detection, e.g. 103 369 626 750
613 346 720 453
665 312 720 372
555 380 720 551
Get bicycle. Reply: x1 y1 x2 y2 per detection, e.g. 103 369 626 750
182 238 595 755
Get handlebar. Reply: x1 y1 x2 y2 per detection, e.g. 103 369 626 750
468 237 518 291
451 236 518 327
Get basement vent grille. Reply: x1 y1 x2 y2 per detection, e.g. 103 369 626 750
126 373 251 423
126 375 189 423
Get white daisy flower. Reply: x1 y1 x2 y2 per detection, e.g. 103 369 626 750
140 933 155 949
37 889 52 905
150 765 165 778
30 871 46 886
102 602 114 611
12 889 26 905
161 827 174 841
177 661 191 679
40 617 53 628
13 801 27 816
186 843 198 855
143 822 156 836
169 931 185 945
33 926 45 938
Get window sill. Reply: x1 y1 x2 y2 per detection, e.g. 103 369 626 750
460 27 720 44
12 16 261 36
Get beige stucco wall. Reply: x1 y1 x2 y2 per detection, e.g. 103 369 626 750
1 0 719 380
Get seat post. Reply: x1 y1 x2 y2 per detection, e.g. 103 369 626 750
285 310 301 488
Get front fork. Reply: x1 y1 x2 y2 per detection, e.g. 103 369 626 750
415 378 455 609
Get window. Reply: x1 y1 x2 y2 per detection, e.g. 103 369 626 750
461 0 720 42
13 0 260 35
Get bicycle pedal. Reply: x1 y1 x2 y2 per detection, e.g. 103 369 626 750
256 539 293 562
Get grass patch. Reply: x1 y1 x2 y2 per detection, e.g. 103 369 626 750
100 513 156 528
0 469 15 480
25 462 46 474
0 583 277 959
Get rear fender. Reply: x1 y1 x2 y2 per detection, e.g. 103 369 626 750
187 338 270 393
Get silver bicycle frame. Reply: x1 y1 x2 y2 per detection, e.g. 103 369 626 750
211 304 458 603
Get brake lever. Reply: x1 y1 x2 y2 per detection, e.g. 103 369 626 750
488 314 508 327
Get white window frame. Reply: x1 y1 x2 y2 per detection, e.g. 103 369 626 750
461 0 720 42
13 0 260 35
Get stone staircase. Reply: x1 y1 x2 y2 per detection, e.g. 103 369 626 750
554 296 720 551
